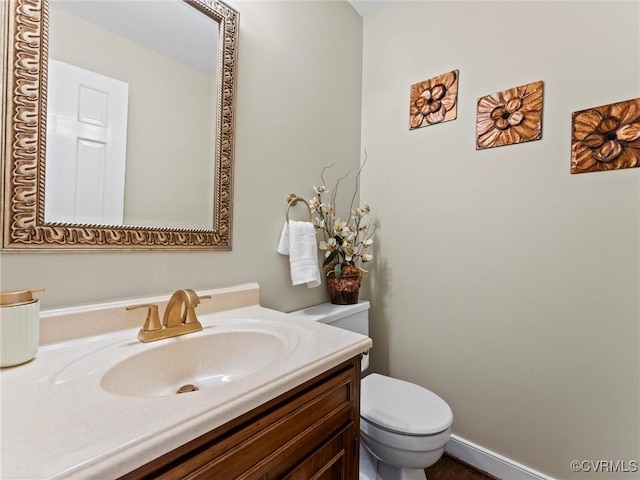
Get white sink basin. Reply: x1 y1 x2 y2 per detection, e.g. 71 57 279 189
50 320 299 398
102 329 291 397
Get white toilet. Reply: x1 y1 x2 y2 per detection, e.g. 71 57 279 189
291 301 453 480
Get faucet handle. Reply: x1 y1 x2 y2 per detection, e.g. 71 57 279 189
183 290 211 305
183 293 212 325
126 304 162 332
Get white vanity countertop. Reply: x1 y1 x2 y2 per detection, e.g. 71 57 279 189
0 303 372 479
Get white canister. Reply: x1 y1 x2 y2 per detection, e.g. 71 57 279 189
0 289 43 368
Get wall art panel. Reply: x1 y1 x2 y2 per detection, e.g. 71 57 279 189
571 97 640 174
410 70 459 130
476 80 544 150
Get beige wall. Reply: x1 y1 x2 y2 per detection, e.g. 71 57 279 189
49 8 216 229
1 1 363 312
361 1 639 479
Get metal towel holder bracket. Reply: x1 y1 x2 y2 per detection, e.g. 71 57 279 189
285 193 312 223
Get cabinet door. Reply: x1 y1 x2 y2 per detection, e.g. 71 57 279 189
283 425 355 480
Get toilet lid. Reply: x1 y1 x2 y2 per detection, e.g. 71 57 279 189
361 374 453 435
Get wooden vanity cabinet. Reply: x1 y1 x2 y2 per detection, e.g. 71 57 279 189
120 357 362 480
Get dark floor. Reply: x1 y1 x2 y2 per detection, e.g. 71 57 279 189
425 454 499 480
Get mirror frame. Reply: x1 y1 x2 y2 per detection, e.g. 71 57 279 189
1 0 238 251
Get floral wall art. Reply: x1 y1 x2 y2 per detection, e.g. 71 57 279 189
570 97 640 174
410 69 459 130
476 80 544 150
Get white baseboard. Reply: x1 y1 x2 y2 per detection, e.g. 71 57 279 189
445 434 556 480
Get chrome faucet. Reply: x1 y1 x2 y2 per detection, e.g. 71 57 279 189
127 289 211 343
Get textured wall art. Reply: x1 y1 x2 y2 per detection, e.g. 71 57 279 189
410 70 459 130
571 97 640 174
476 80 544 150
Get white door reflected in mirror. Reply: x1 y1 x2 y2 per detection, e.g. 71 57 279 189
45 59 129 225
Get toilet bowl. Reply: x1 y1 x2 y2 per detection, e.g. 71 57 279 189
290 302 453 480
360 373 453 479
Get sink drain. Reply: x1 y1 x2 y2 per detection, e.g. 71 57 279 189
176 384 199 394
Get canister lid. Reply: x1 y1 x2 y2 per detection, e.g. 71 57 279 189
0 289 44 307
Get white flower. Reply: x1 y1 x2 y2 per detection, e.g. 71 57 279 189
312 217 325 230
333 219 350 237
310 197 321 212
322 203 334 216
314 185 328 195
343 246 357 262
361 254 373 263
355 203 371 217
363 238 373 248
319 237 337 251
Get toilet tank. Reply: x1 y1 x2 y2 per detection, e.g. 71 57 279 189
290 301 370 370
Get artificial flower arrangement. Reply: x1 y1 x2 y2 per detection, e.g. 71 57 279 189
308 164 375 282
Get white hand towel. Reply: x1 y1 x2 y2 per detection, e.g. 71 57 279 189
277 222 290 255
277 221 321 288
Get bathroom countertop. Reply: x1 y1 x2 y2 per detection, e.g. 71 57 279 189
0 302 372 479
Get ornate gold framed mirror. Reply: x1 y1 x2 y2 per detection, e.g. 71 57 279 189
1 0 238 250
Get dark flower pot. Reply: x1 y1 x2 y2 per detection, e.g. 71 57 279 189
326 271 362 305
